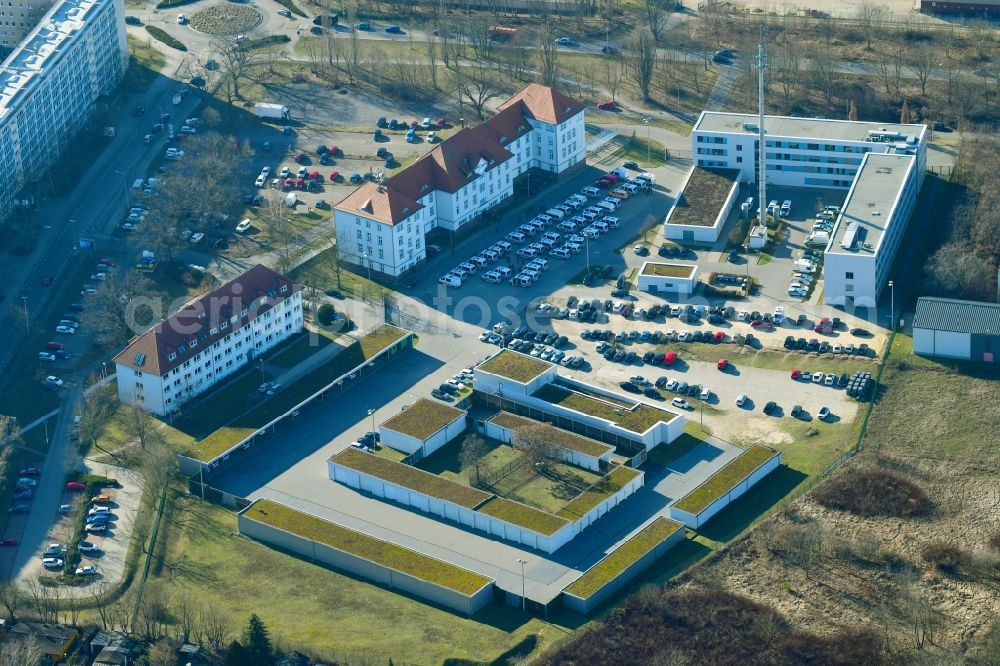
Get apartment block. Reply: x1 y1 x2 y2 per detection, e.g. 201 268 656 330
113 265 304 416
334 84 585 278
0 0 126 225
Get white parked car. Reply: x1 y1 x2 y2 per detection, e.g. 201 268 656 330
38 352 56 361
190 232 205 244
671 397 691 410
90 273 106 281
45 376 64 386
75 565 98 576
735 393 748 407
235 218 252 232
255 175 266 187
55 325 76 334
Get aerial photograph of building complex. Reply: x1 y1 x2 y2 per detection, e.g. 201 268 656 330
0 0 996 663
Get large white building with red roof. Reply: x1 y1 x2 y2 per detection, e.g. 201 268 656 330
334 84 585 278
112 264 304 416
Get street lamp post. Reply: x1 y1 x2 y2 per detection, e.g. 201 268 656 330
20 296 29 334
888 280 895 331
516 558 527 612
260 358 265 383
744 243 751 285
367 408 376 434
114 170 131 209
643 117 651 163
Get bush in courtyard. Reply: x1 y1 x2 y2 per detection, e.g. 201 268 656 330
145 26 187 52
814 468 930 518
317 304 336 325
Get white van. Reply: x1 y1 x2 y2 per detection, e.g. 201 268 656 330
496 266 513 279
495 240 512 252
482 271 502 283
550 247 570 259
564 242 582 253
536 214 553 225
593 221 609 233
597 200 616 213
439 275 461 287
470 255 488 268
547 208 565 220
482 249 499 262
528 258 549 271
582 186 601 197
458 261 477 274
569 194 588 205
558 220 577 233
538 237 557 250
506 231 526 243
517 247 538 259
512 275 533 287
603 216 620 227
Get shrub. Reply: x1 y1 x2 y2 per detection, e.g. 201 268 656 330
921 541 968 574
317 304 336 325
814 468 930 518
145 26 187 52
989 532 1000 551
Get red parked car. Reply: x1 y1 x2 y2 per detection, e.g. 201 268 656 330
714 331 725 342
791 369 802 380
751 319 772 329
307 171 320 180
98 258 117 267
329 171 340 182
717 358 729 371
47 341 65 351
597 101 618 111
295 178 306 190
0 538 17 547
436 117 446 128
66 482 85 492
662 352 677 366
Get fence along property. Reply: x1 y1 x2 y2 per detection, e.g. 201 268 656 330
238 499 494 615
670 445 781 529
177 326 412 475
562 517 686 614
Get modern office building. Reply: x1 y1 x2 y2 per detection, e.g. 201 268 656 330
334 84 585 278
113 265 304 416
688 112 928 306
823 152 919 308
0 0 127 225
691 112 927 190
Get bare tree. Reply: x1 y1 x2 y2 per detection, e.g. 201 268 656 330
454 63 504 120
625 29 657 102
76 383 118 455
772 39 803 106
644 0 670 42
85 269 163 350
213 35 264 103
459 435 489 486
0 635 44 666
536 36 560 88
260 192 295 273
855 1 889 50
0 580 21 621
0 416 21 492
92 581 115 629
603 55 624 103
512 425 558 471
137 583 171 640
909 43 934 97
123 404 162 451
201 603 232 651
141 437 177 503
147 639 177 666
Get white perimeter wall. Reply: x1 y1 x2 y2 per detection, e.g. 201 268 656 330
912 328 971 359
670 452 781 529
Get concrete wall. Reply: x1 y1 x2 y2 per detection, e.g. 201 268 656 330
913 328 972 359
670 452 781 529
484 420 612 472
381 414 465 457
561 525 685 614
664 171 740 244
473 362 558 398
237 509 493 615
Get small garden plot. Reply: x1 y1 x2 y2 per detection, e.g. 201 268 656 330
189 4 262 34
488 458 603 514
557 466 642 519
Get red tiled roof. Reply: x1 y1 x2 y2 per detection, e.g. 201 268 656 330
334 85 581 226
113 264 302 377
334 181 424 226
498 83 584 125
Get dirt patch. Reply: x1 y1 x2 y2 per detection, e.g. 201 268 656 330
189 4 261 35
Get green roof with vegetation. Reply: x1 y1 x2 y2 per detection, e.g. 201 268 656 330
533 384 678 434
476 497 570 536
488 413 614 458
185 326 411 462
244 500 492 594
557 466 643 519
641 262 696 278
667 167 739 227
478 350 553 384
332 447 493 509
382 399 466 441
564 518 684 598
673 445 778 514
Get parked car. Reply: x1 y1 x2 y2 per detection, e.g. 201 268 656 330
78 541 100 553
18 468 40 477
42 558 64 569
671 397 691 410
75 565 98 576
818 406 832 421
66 481 85 492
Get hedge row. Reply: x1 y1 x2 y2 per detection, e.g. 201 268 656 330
145 26 187 52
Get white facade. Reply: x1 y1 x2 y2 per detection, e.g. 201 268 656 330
334 85 585 277
691 112 927 190
823 153 919 307
116 291 303 416
0 0 127 225
663 166 741 243
913 328 970 359
637 262 700 296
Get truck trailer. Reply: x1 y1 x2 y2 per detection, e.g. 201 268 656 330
254 103 290 120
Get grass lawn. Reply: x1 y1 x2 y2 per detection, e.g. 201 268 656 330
673 445 778 514
492 460 602 514
565 517 684 599
290 247 391 302
556 466 642 519
21 417 57 454
266 328 337 368
149 495 578 664
415 434 520 485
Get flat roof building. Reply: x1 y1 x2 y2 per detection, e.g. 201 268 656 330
0 0 126 226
